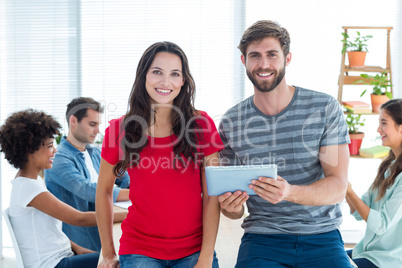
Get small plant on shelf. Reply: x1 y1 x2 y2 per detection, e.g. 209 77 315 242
346 113 365 155
359 72 392 98
341 31 373 54
346 114 365 134
341 31 373 68
55 133 63 145
358 72 392 113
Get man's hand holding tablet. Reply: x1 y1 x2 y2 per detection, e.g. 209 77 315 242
249 175 291 204
206 165 280 219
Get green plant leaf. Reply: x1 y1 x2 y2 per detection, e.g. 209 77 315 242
345 113 365 134
359 72 392 96
344 106 353 113
55 134 63 145
385 92 393 99
341 31 372 53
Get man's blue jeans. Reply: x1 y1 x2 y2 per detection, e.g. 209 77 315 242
119 251 219 268
235 230 354 268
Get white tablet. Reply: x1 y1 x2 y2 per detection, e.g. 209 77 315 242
205 165 277 196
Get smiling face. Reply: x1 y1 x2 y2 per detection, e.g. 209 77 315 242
241 37 291 93
145 52 185 105
377 109 402 152
31 138 57 170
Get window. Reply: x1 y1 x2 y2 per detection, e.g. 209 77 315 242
1 0 79 252
0 0 243 250
79 0 243 126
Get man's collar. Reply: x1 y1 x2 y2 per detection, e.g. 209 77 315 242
61 137 93 155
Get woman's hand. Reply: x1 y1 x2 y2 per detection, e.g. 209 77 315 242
218 191 248 219
98 256 119 268
194 257 213 268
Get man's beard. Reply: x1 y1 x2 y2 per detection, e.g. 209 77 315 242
247 65 286 93
73 132 94 145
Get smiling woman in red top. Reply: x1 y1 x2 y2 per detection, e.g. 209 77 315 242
96 41 224 268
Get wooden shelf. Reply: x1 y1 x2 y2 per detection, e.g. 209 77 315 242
342 26 393 30
341 66 391 86
342 75 373 85
350 155 386 159
344 65 390 73
343 111 379 115
338 26 393 103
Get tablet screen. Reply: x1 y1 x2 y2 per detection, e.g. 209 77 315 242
205 165 277 196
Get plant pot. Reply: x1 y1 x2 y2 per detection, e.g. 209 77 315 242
347 51 367 68
371 94 390 113
349 132 364 155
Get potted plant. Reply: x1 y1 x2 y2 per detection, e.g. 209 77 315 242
346 113 365 155
341 31 373 68
359 72 392 113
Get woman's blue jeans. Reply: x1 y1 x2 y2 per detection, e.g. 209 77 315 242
119 251 219 268
346 249 378 268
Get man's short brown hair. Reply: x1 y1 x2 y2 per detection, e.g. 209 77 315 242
238 20 291 57
66 97 103 125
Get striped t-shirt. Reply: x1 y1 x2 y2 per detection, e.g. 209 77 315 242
218 86 350 235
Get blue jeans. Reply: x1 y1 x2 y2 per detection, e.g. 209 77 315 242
346 249 378 268
236 230 354 268
55 252 99 268
119 251 219 268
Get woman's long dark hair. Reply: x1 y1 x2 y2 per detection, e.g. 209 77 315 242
371 99 402 201
113 41 200 176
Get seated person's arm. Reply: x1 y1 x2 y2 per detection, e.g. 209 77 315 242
116 188 129 202
346 182 370 221
70 240 96 255
28 191 127 226
29 191 97 226
46 154 125 203
114 171 130 189
113 210 128 222
348 178 402 235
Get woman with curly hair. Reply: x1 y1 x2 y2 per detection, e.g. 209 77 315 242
96 42 224 268
0 109 127 268
346 99 402 268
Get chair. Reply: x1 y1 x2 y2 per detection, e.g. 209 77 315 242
2 208 24 268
